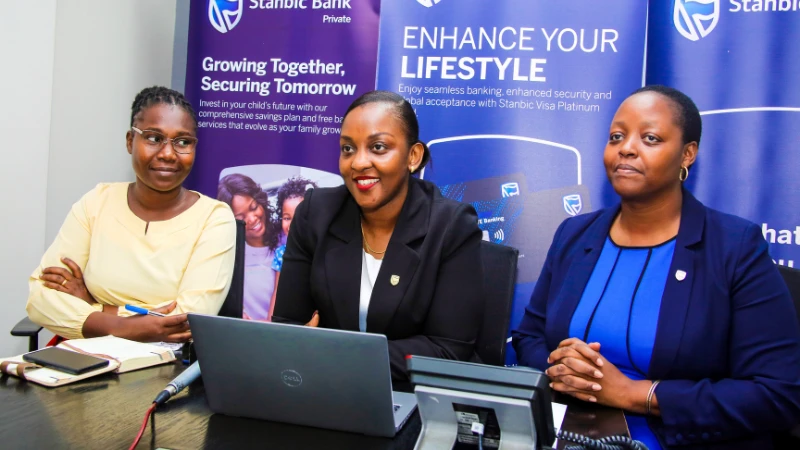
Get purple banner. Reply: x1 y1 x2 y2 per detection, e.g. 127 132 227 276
184 0 381 196
183 0 380 320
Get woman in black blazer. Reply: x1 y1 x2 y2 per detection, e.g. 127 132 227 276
272 91 484 380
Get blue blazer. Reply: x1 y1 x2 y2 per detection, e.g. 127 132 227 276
512 190 800 449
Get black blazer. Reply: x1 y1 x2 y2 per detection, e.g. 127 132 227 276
273 177 484 380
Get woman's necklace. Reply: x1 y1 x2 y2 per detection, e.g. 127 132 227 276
360 221 387 255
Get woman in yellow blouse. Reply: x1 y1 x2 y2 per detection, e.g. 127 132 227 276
27 86 236 342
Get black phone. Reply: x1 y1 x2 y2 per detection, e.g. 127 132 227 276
22 347 110 375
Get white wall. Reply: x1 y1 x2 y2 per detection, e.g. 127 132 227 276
46 0 179 244
0 0 184 356
0 2 58 357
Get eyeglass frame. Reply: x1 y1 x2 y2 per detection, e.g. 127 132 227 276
130 126 198 154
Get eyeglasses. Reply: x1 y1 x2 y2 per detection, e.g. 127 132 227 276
131 127 198 154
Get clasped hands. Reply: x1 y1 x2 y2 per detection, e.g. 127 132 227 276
40 257 190 343
546 338 650 413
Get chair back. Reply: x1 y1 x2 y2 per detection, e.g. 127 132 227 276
777 264 800 328
217 219 245 318
475 241 519 366
776 264 800 444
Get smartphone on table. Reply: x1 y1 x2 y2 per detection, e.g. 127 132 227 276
22 347 110 375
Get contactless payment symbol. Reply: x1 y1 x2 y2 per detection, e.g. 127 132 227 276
563 194 583 216
208 0 243 34
501 182 521 198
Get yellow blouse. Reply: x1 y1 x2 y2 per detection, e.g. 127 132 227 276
27 183 236 339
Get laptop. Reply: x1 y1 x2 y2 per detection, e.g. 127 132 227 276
188 314 417 437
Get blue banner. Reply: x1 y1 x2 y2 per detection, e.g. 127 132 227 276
376 0 647 363
647 1 800 267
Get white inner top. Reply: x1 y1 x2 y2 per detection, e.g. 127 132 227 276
360 250 383 332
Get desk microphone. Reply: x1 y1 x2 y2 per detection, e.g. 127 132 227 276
154 361 201 406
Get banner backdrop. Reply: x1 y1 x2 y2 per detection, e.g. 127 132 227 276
184 0 381 320
647 1 800 268
375 0 647 363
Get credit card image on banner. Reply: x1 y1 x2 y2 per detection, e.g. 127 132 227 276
420 135 582 193
471 185 592 285
509 185 591 284
438 173 529 204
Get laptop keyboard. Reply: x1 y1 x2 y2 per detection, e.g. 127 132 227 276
393 404 401 412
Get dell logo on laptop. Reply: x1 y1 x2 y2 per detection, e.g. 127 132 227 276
281 369 303 387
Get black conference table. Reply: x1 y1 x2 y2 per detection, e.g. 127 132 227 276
0 361 628 449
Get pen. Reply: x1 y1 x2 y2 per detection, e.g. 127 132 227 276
124 304 166 317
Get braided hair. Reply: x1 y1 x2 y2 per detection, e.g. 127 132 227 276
276 176 317 217
130 86 197 128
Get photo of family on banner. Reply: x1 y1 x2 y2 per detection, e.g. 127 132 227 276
216 165 342 322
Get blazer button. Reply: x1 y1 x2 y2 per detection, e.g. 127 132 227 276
701 433 709 440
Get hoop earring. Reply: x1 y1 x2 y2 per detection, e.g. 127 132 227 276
679 166 689 182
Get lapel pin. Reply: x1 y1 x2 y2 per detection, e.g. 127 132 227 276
390 275 400 286
675 270 686 281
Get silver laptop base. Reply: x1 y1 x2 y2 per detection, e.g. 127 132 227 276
413 385 537 450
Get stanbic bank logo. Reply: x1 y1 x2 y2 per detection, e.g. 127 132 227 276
209 0 243 34
673 0 720 41
417 0 444 7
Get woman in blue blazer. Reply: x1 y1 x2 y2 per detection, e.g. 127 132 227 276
273 91 484 381
512 85 800 449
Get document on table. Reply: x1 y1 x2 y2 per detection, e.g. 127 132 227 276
552 402 568 445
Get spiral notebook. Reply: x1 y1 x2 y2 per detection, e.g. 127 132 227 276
0 336 176 387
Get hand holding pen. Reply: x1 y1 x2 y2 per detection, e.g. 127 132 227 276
118 301 191 343
125 304 167 317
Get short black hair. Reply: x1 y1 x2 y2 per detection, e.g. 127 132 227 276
344 90 431 172
276 176 317 216
217 173 280 250
631 85 702 146
130 86 197 129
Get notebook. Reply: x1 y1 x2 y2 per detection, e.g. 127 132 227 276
0 336 177 387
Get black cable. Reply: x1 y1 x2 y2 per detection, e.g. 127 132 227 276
558 429 648 450
599 435 649 450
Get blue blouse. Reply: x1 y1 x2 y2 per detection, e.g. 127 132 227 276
568 236 676 450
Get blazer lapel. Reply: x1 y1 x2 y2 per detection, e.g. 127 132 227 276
649 190 705 378
551 207 619 340
324 198 362 331
367 179 428 333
